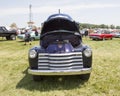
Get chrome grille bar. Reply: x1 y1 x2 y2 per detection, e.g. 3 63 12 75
38 52 83 70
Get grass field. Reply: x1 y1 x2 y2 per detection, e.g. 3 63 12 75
0 37 120 96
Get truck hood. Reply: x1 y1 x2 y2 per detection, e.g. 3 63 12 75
40 13 80 36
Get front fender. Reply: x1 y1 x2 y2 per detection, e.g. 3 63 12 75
28 46 45 69
82 45 92 68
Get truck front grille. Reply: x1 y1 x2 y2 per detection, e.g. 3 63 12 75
38 52 83 70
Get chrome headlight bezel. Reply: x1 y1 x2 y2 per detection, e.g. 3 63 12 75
83 48 92 57
29 50 37 58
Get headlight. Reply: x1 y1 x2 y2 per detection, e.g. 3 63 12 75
83 48 92 57
29 50 37 58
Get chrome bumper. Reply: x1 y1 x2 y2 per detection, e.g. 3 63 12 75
28 68 92 76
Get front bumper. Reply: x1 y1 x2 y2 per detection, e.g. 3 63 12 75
28 68 92 76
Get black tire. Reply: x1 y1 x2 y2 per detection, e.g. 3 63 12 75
80 73 90 81
10 35 16 40
6 36 10 40
33 75 43 82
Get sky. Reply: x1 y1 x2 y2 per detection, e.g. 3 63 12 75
0 0 120 28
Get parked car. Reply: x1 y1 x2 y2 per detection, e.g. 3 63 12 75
89 31 113 40
114 32 120 38
0 26 17 40
17 31 40 41
28 13 92 81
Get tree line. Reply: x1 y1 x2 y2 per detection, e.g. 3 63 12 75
9 22 120 30
79 23 120 29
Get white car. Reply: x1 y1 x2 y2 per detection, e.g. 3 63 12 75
17 31 40 41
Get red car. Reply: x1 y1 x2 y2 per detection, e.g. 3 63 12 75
89 31 113 40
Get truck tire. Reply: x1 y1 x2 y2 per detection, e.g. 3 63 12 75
10 35 16 40
6 36 10 40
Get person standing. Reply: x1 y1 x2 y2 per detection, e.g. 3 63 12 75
84 30 89 37
24 29 32 45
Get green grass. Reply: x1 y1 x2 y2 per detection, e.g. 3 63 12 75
0 37 120 96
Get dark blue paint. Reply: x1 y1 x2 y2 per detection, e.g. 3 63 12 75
46 42 74 53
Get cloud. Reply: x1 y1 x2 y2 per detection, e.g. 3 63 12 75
30 3 120 15
0 8 28 16
0 3 120 16
59 3 120 11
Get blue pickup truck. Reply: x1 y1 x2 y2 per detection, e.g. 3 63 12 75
28 13 92 81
